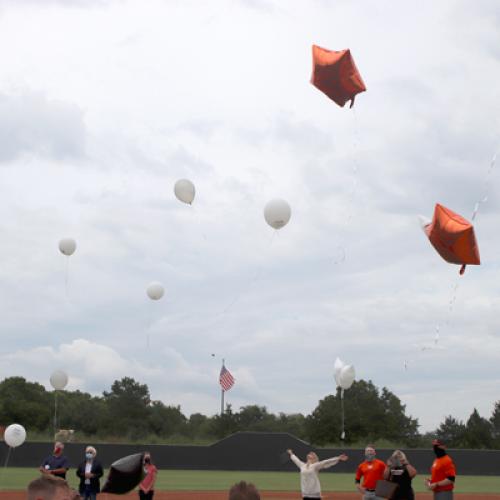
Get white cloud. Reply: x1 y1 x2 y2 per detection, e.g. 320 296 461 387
0 91 86 162
0 339 254 415
0 0 498 432
0 339 158 391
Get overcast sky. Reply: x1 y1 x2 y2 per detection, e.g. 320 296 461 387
0 0 499 434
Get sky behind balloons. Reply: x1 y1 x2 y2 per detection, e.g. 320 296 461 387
0 0 499 432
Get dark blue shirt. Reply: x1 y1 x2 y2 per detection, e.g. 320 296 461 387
41 454 70 479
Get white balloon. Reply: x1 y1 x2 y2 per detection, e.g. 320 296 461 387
334 357 345 386
50 370 68 391
263 199 291 230
174 179 196 205
59 238 77 256
339 364 356 390
4 424 26 448
147 282 165 301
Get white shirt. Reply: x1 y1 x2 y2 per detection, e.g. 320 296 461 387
290 454 341 497
85 461 92 485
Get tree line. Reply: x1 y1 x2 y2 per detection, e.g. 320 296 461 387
0 376 498 448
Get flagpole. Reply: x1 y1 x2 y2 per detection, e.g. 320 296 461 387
221 358 225 415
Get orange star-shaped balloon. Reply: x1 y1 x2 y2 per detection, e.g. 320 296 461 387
423 204 480 275
311 45 366 108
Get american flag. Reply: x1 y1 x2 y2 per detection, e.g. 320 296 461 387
219 364 235 391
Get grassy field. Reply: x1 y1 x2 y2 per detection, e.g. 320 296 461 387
1 468 499 493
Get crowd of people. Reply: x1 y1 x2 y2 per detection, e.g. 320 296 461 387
26 439 456 500
29 442 157 500
286 439 455 500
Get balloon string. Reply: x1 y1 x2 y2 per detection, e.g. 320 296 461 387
435 265 462 337
198 0 234 30
405 278 460 370
333 108 361 264
64 257 69 297
349 108 361 214
0 447 12 487
146 301 154 351
54 391 58 438
340 389 345 441
217 230 277 316
190 204 209 243
147 296 169 351
471 151 497 222
405 149 498 370
350 109 361 222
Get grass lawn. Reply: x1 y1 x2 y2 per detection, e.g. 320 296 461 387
1 468 499 493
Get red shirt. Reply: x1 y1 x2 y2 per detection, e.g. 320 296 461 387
355 459 386 490
431 455 456 492
140 464 158 492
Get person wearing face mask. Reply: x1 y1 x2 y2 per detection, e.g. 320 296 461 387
383 450 417 500
287 448 348 499
39 442 70 480
355 445 386 499
426 439 456 499
76 446 104 500
138 452 158 500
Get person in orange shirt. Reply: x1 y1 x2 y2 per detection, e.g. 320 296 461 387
355 445 386 499
426 439 456 499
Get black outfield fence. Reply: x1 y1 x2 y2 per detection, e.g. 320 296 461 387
1 432 499 476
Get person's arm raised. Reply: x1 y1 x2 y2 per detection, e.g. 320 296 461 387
314 454 348 471
287 449 304 469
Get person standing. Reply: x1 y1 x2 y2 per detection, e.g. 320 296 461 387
355 445 386 499
39 441 70 480
138 452 158 500
426 439 456 499
383 450 417 500
76 446 104 500
287 448 348 499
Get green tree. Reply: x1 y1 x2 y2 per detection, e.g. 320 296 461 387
435 416 466 448
380 388 420 445
306 394 340 445
102 377 151 437
0 377 51 431
148 402 187 437
306 380 419 445
490 401 500 448
58 390 106 436
236 405 278 432
211 404 238 438
464 408 492 449
186 413 213 439
277 413 307 439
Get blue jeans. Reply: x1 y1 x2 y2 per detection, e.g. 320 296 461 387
363 492 383 500
82 485 97 500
